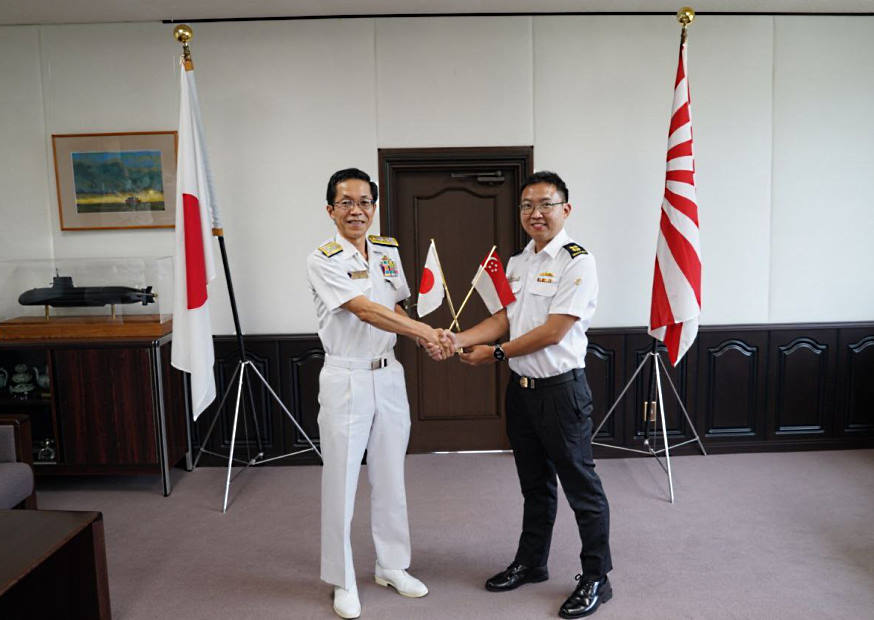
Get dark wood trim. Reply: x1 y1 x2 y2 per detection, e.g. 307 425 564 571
378 146 534 252
193 322 874 463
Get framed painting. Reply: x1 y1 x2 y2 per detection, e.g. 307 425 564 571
52 131 178 231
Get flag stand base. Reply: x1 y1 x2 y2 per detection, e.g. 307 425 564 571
191 234 321 513
193 358 322 512
591 341 706 503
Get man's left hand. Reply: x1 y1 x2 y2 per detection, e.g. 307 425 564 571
458 345 497 366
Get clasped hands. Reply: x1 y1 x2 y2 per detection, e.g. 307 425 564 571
419 329 496 366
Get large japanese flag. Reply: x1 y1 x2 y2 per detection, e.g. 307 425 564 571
417 240 445 317
648 36 701 366
473 251 515 315
171 60 219 419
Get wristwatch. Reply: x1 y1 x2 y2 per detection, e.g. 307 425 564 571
493 344 507 361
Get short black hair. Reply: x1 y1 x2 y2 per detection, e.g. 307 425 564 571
520 170 569 202
326 168 378 205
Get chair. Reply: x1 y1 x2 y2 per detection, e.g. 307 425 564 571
0 414 37 509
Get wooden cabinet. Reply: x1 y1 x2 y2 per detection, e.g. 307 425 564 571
0 335 189 495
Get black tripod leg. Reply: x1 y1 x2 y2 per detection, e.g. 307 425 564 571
243 364 264 457
645 340 658 450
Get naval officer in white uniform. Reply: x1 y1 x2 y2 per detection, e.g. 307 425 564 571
306 168 452 619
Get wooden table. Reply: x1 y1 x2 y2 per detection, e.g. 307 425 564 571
0 510 110 619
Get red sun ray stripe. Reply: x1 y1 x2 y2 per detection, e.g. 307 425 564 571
663 323 683 365
659 211 702 306
667 139 693 161
649 258 675 329
666 170 694 184
182 193 208 310
664 188 699 226
669 102 690 136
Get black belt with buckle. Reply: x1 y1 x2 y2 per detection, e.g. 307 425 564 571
511 368 581 390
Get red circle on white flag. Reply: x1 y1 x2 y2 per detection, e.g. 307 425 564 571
419 268 435 294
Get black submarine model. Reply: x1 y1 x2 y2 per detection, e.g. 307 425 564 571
19 274 156 308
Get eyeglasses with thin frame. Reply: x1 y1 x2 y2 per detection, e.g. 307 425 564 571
518 201 565 214
332 198 375 212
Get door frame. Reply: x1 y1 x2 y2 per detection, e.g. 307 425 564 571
377 146 534 248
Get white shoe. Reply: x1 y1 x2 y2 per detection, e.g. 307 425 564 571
374 563 429 598
332 585 361 619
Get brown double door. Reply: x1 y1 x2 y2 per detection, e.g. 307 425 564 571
379 147 533 452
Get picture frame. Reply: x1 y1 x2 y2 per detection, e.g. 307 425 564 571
52 131 178 231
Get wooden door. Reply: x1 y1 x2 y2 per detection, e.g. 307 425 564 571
379 147 532 452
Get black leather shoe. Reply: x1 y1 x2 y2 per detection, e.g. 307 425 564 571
558 574 612 618
485 562 549 592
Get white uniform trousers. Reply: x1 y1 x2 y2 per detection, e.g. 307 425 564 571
318 357 412 590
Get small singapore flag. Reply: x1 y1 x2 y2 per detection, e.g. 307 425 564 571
473 252 515 314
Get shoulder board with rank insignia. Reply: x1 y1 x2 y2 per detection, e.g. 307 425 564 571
368 235 398 247
318 241 343 258
563 243 588 259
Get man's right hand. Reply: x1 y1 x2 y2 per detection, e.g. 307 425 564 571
421 327 455 361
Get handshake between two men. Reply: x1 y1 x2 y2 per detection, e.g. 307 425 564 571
416 309 513 367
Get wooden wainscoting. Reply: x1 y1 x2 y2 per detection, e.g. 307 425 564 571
190 323 874 465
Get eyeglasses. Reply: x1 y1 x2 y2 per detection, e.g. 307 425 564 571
519 201 565 214
332 198 375 211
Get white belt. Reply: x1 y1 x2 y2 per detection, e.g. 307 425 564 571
324 351 395 370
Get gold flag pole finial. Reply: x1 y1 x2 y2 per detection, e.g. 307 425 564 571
173 24 194 70
677 7 695 43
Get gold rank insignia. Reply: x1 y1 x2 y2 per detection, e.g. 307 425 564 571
562 243 588 258
368 235 398 247
319 241 343 257
536 271 555 284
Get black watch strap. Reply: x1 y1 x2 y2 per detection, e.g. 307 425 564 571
493 344 507 361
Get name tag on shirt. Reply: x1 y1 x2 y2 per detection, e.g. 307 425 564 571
348 270 369 280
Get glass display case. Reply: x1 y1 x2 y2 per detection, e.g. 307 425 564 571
0 256 172 340
0 256 188 493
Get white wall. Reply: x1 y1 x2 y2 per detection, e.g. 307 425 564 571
0 14 872 334
770 16 874 323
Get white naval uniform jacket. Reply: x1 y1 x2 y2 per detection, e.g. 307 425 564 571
306 233 410 358
305 232 414 590
505 227 598 379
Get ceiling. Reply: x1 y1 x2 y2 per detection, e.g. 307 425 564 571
1 0 872 26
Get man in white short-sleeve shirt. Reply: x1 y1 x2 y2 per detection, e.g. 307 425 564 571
306 168 451 619
444 171 613 619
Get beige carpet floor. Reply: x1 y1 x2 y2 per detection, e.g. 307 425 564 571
35 449 874 619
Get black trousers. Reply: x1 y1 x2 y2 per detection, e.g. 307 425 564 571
506 369 612 577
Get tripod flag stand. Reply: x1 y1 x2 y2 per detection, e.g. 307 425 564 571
593 7 707 503
591 340 706 503
172 25 321 513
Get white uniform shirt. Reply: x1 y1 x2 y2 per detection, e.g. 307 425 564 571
306 233 410 358
505 227 598 378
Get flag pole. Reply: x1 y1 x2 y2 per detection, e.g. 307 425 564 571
429 238 461 331
449 245 496 331
174 24 253 415
591 7 705 504
173 25 321 511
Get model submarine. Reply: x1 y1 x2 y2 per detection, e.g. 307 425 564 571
18 275 156 308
